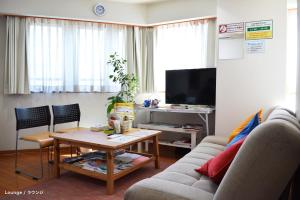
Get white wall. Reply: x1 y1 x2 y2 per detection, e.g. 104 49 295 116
146 0 217 24
0 0 147 25
215 0 287 135
0 0 218 25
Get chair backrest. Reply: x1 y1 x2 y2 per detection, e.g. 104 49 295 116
15 106 51 131
52 103 81 125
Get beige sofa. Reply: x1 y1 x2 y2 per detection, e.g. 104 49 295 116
125 107 300 200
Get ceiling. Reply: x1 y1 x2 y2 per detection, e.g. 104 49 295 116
108 0 297 7
106 0 169 4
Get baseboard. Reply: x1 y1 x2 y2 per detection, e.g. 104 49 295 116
0 147 72 155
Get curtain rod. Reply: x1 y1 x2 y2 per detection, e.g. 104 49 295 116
0 13 216 27
288 8 297 11
149 16 217 27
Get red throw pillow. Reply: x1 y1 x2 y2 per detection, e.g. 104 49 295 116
195 138 245 183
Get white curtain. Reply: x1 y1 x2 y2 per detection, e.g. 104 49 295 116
26 18 127 93
5 16 30 94
153 19 215 92
126 26 154 93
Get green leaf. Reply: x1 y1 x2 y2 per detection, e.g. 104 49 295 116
107 96 116 100
107 103 115 114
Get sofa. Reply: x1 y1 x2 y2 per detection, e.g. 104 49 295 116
125 107 300 200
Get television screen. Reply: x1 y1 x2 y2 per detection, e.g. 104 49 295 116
165 68 216 106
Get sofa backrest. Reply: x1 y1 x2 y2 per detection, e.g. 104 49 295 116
214 107 300 200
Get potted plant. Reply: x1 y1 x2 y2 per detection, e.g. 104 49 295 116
106 53 138 115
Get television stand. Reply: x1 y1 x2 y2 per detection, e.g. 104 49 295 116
136 106 215 150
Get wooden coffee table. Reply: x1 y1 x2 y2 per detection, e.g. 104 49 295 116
51 129 160 195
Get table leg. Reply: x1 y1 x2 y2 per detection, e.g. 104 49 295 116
153 135 160 169
145 140 149 152
191 132 197 149
106 150 114 195
54 139 60 178
137 142 142 153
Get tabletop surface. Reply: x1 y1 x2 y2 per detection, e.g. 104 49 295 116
51 128 160 149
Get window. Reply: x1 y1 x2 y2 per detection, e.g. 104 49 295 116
153 20 215 92
27 18 127 93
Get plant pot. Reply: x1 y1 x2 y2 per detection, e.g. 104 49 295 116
114 102 135 121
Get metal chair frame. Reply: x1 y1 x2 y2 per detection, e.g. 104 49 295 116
15 106 52 180
52 103 81 156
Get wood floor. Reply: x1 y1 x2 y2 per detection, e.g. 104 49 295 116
0 146 182 197
0 149 64 196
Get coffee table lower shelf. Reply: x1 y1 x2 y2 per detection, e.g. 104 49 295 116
59 156 154 181
52 130 161 195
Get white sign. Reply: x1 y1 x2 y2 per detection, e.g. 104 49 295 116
219 38 244 60
219 22 244 34
246 40 265 54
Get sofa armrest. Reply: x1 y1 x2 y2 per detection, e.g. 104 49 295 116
125 178 214 200
201 136 228 146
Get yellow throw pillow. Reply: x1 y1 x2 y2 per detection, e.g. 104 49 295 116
227 109 263 144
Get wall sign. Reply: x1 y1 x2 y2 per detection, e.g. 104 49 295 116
245 20 273 40
246 40 265 54
219 22 244 34
219 22 244 60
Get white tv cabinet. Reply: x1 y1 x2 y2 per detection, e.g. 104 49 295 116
136 106 215 150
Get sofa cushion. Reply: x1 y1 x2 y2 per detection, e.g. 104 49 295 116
125 178 214 200
125 138 226 200
195 138 245 183
191 176 219 194
144 139 226 194
227 109 262 143
125 136 227 200
153 171 197 186
227 112 260 147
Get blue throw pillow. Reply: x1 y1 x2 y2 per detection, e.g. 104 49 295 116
227 113 260 147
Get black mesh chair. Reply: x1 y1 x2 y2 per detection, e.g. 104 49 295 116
52 103 83 132
15 106 53 180
52 103 85 156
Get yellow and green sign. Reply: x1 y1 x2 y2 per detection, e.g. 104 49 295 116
245 20 273 40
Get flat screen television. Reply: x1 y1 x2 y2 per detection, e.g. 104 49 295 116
165 68 216 106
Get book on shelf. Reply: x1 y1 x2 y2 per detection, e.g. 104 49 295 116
63 151 145 174
173 137 191 146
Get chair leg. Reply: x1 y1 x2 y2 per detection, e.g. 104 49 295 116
15 131 19 174
19 146 44 180
37 146 44 180
15 132 44 180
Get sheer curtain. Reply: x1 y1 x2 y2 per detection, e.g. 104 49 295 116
27 18 126 93
153 19 215 92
